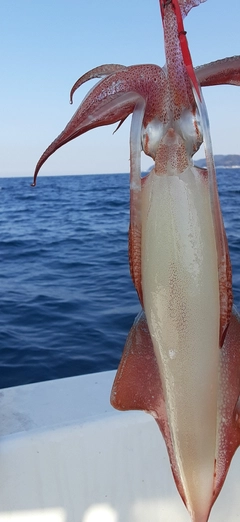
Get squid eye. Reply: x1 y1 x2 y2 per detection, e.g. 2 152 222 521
175 108 203 156
142 117 167 159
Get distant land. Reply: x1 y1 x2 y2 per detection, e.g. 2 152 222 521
195 154 240 168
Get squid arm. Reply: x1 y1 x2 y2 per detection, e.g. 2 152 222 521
196 56 240 87
31 63 166 186
32 1 240 521
31 55 240 186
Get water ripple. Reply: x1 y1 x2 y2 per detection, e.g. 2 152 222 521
0 171 239 389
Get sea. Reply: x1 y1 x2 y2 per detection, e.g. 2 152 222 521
1 170 240 390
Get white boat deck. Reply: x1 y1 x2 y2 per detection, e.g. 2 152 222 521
0 370 240 522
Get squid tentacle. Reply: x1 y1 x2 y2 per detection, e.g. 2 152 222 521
196 56 240 87
128 98 146 303
194 88 233 345
31 90 138 186
70 64 127 104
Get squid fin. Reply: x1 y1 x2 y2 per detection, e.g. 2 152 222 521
110 309 187 507
111 310 163 415
214 308 240 503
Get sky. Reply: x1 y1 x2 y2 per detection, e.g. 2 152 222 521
0 0 239 178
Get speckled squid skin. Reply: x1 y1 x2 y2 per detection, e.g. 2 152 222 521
32 0 240 520
141 162 220 521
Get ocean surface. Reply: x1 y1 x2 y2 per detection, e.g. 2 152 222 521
1 170 240 389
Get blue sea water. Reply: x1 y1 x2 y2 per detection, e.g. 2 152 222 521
1 170 240 389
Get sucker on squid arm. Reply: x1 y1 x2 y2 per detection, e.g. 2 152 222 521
32 1 240 521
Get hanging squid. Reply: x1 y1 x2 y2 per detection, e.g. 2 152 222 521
32 1 240 521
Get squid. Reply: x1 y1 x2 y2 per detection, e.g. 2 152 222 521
32 1 240 521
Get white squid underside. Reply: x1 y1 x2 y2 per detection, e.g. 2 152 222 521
141 166 220 520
